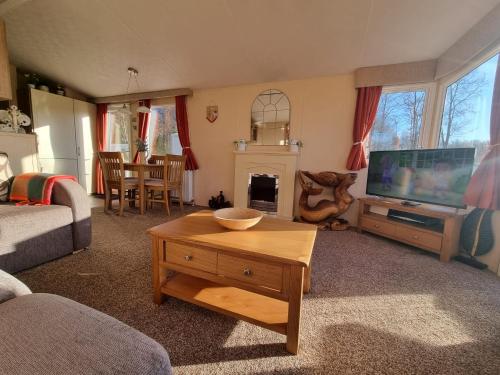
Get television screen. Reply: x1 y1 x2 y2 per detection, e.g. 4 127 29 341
366 148 475 208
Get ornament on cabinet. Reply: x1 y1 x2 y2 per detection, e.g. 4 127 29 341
0 105 31 133
56 85 65 96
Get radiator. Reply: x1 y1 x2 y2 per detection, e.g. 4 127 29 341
170 170 194 204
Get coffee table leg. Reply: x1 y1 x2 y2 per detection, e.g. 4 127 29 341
303 265 311 294
286 265 304 354
152 237 166 304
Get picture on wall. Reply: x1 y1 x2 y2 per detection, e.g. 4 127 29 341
206 105 219 123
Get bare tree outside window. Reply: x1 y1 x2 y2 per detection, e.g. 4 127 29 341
368 89 426 154
439 72 486 148
106 104 131 161
438 53 498 165
148 105 182 155
401 91 425 149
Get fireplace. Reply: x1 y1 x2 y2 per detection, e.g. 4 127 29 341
248 173 279 213
234 149 298 220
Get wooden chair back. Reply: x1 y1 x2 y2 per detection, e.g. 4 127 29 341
98 151 124 187
167 154 186 188
148 154 167 179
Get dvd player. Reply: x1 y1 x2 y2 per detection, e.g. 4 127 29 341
387 209 444 232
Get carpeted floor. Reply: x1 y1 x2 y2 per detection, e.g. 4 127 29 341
16 205 500 374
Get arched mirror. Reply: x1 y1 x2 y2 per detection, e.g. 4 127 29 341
250 89 290 145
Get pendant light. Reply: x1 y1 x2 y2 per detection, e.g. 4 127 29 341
137 101 151 113
119 67 151 114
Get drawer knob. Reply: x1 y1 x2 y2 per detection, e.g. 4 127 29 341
243 268 252 276
184 255 193 261
374 224 380 228
412 235 419 240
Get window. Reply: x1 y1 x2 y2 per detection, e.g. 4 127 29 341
147 104 182 155
438 53 499 165
367 88 427 153
106 104 131 161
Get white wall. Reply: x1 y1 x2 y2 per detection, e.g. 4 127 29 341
188 74 360 222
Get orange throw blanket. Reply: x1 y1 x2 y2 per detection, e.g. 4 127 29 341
9 173 77 205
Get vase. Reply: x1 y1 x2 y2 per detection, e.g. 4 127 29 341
289 144 299 153
139 151 146 163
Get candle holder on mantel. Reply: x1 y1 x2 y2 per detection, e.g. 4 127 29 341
234 139 247 152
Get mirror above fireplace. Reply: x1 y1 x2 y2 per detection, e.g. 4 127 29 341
250 89 290 146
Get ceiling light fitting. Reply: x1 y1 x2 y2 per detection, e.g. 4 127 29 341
118 67 151 115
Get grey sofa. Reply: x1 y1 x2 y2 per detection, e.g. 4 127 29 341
0 269 172 374
0 179 92 273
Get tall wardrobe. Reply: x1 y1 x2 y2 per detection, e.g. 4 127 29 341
29 88 96 194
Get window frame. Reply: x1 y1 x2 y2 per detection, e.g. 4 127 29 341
430 46 500 150
367 82 437 154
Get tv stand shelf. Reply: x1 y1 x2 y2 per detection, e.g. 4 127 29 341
357 198 464 262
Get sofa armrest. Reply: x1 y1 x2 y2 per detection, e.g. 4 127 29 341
52 180 91 250
0 269 31 304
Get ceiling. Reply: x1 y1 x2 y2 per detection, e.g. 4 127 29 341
2 0 499 97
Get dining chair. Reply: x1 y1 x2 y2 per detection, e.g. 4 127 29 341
145 154 186 215
98 151 139 216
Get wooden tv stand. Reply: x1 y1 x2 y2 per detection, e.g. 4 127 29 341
357 198 464 262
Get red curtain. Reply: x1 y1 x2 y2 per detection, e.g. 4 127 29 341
133 99 152 163
95 103 107 194
175 95 199 170
463 58 500 210
346 86 383 170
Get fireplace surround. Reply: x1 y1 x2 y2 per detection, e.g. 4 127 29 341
234 149 298 220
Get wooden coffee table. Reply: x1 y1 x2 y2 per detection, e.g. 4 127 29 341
148 210 317 354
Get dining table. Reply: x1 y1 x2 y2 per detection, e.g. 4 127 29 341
124 162 164 215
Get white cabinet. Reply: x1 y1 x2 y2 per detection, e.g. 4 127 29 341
31 89 96 194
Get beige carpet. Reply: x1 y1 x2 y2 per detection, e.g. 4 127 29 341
16 205 500 374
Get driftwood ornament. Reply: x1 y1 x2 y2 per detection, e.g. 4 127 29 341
297 170 357 230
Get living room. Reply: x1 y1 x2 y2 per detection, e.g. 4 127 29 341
0 1 499 374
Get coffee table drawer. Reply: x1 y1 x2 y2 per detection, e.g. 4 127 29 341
165 242 217 273
217 253 283 291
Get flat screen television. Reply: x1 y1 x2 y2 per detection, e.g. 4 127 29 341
366 148 475 208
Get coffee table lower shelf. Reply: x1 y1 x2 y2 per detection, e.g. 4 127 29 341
161 273 288 335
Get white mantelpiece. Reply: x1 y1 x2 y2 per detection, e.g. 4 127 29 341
234 150 298 220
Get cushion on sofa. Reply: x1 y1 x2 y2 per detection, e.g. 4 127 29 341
0 293 172 375
52 179 92 250
0 204 73 252
0 204 75 272
0 152 13 202
0 269 31 303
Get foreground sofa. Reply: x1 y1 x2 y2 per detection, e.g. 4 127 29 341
0 269 172 374
0 179 91 273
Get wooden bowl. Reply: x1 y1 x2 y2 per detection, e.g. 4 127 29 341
213 208 264 230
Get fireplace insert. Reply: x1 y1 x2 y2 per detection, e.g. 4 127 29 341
248 173 279 213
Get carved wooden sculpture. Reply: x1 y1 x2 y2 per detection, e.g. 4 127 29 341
297 170 357 230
